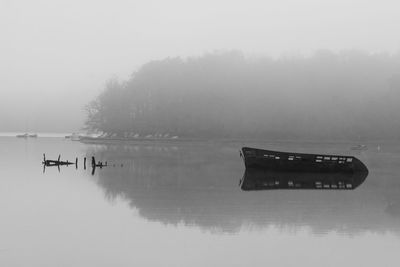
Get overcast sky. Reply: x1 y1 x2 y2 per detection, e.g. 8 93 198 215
1 0 400 132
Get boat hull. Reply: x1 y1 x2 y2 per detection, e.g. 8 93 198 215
241 147 368 173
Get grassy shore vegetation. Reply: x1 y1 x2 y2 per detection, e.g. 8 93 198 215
85 50 400 140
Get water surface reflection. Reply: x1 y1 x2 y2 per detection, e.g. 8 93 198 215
86 142 400 235
240 168 368 190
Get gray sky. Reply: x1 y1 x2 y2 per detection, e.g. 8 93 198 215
1 0 400 132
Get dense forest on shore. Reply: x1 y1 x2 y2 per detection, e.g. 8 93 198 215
85 51 400 140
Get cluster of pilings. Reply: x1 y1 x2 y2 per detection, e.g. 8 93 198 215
42 154 112 174
42 154 77 168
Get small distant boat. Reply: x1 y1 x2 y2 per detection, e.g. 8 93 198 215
65 133 81 141
350 144 368 151
240 147 368 173
16 133 38 138
16 133 28 138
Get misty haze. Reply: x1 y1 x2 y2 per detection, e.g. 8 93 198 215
84 50 400 140
1 0 400 266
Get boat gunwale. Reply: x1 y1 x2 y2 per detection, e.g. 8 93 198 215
241 146 369 173
242 146 357 159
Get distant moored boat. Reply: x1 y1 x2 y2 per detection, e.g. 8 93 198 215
16 133 38 138
16 133 28 138
65 133 81 141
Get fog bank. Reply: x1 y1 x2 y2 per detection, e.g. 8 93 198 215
86 50 400 140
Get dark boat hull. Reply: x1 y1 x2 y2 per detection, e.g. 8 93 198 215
241 147 368 173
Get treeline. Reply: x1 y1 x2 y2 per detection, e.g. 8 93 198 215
85 50 400 140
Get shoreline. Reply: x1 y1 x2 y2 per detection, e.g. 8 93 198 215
78 136 400 145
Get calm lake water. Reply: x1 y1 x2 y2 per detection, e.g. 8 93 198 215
1 137 400 266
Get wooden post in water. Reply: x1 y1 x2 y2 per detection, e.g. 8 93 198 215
84 157 86 170
91 156 95 168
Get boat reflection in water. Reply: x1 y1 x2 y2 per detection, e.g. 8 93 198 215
240 168 368 191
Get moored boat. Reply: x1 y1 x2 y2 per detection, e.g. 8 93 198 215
65 133 81 141
16 133 38 138
16 133 28 138
240 147 368 173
